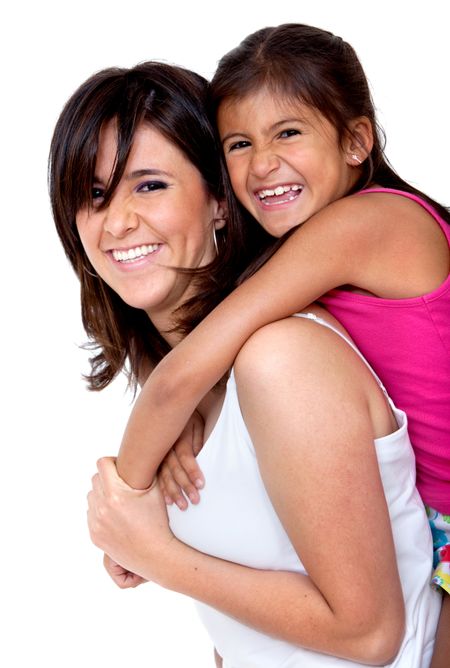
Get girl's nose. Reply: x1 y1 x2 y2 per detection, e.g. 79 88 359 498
249 146 280 179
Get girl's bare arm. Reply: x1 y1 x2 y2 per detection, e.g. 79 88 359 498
115 194 408 489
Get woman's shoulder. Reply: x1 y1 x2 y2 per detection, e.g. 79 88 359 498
233 307 361 394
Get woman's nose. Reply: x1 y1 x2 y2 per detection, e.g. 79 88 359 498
249 145 280 179
102 196 138 238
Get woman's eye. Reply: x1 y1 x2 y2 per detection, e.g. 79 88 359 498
279 128 301 139
91 186 104 202
227 140 251 152
137 180 167 193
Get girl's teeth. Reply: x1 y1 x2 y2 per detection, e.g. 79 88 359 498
112 244 159 262
258 184 302 199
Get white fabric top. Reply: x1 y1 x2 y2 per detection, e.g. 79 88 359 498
168 313 441 667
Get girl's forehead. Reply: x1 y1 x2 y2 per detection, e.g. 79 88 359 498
218 89 322 130
220 86 311 116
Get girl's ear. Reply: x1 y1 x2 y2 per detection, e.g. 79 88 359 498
213 200 227 230
344 116 374 166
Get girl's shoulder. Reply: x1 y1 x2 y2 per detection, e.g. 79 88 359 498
302 189 449 297
321 188 439 231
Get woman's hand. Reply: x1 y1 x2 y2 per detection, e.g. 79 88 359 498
87 457 175 583
103 553 147 589
159 411 205 510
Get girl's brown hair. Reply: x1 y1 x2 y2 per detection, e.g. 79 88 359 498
210 23 450 222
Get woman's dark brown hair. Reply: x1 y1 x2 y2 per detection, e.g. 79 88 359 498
49 62 265 391
210 23 450 225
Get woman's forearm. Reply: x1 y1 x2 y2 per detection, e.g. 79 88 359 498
89 455 404 666
156 538 403 665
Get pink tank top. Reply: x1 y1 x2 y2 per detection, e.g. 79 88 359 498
320 187 450 513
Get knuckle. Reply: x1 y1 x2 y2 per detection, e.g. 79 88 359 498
167 449 177 463
160 468 173 485
166 478 181 495
179 451 194 465
172 463 184 477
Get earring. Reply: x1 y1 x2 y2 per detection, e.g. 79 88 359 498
351 154 362 165
212 226 219 255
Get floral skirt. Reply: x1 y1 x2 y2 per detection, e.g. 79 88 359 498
426 505 450 594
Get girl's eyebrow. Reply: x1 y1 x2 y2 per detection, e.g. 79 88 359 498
271 117 308 128
221 117 308 143
220 130 249 143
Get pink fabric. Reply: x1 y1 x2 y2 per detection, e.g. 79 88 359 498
320 188 450 512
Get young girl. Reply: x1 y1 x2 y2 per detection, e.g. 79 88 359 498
114 24 449 665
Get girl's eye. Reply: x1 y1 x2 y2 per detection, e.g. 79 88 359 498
137 180 167 193
227 140 251 152
279 128 301 139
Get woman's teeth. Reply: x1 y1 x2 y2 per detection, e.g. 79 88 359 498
257 184 303 200
112 244 159 262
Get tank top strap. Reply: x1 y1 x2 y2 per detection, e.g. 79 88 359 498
293 312 390 400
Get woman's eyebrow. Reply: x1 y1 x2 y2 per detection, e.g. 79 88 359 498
127 168 174 179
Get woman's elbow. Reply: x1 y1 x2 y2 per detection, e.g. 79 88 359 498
351 607 405 665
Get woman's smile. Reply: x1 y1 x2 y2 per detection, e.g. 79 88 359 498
107 243 163 271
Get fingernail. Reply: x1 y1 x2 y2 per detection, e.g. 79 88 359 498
177 498 187 511
188 492 198 504
195 478 204 489
164 496 173 505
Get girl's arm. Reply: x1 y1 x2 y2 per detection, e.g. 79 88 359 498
89 316 405 664
115 194 392 489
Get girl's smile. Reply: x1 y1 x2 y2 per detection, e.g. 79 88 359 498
218 88 360 237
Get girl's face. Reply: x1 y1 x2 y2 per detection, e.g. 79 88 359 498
218 87 359 238
76 121 221 332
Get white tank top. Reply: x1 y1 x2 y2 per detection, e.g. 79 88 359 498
168 313 441 667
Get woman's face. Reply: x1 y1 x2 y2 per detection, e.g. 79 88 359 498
76 121 221 331
217 88 357 238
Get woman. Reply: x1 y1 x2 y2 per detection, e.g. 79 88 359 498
49 62 440 666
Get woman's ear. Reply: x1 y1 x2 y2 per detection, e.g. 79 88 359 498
213 200 227 230
344 116 374 166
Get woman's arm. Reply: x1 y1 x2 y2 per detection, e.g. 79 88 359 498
90 316 405 664
116 195 380 489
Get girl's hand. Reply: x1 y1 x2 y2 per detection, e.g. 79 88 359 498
158 411 205 510
87 457 175 583
103 553 147 589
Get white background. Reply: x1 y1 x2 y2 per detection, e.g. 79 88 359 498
2 1 449 666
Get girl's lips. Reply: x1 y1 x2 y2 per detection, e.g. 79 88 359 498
256 184 303 200
255 187 303 208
